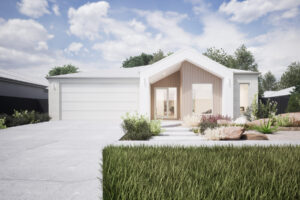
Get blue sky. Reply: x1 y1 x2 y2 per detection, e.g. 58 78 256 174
0 0 300 82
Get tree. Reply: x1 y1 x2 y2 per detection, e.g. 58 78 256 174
203 45 258 72
122 50 172 68
262 71 277 91
122 53 153 68
286 93 300 112
48 64 78 76
149 49 166 64
279 62 300 89
203 47 236 68
204 45 262 96
234 45 258 72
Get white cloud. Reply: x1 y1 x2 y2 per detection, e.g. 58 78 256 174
129 19 146 32
52 4 60 16
0 19 53 51
195 15 247 53
65 42 83 54
68 1 110 40
249 28 300 77
17 0 50 18
0 18 54 71
219 0 300 23
281 7 299 19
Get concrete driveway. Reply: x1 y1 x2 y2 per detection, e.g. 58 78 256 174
0 121 123 200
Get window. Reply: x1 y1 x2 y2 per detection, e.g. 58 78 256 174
192 84 213 115
240 83 249 113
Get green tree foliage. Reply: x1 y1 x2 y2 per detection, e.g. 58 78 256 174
203 44 258 72
122 50 172 68
279 62 300 89
149 49 166 64
122 53 153 68
234 45 258 72
204 45 261 95
262 71 278 91
48 64 78 76
203 47 236 68
286 93 300 112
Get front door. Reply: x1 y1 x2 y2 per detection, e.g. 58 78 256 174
154 87 177 119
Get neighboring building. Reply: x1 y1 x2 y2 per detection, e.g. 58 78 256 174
47 49 259 121
0 69 48 114
263 87 295 114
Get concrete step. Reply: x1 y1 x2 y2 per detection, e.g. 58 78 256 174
163 127 191 132
161 120 182 128
151 136 205 141
160 131 196 136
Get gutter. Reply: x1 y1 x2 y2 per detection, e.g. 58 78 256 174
0 77 48 89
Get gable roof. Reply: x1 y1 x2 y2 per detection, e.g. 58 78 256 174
47 48 259 81
140 48 259 83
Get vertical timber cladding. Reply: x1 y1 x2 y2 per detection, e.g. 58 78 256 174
150 71 181 119
180 61 222 118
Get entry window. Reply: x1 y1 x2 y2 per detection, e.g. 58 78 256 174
192 84 213 114
240 83 249 113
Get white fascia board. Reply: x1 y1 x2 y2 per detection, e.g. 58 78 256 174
140 48 233 80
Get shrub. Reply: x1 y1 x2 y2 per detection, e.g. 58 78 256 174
0 117 6 129
286 93 300 112
250 94 278 119
121 113 152 140
255 118 278 134
149 120 161 136
258 99 277 118
0 110 50 127
275 115 293 127
191 127 200 134
199 115 231 134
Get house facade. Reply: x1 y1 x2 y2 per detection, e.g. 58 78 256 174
47 49 259 121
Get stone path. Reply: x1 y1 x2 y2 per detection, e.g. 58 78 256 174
150 126 206 141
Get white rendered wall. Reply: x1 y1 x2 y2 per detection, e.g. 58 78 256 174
48 80 60 120
233 74 259 119
222 75 234 118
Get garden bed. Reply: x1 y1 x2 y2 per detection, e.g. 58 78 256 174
103 146 299 200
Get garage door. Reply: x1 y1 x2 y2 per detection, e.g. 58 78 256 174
60 80 139 120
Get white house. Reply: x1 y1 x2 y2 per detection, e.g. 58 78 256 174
47 49 259 121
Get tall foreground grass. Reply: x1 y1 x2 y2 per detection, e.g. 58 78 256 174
102 146 300 200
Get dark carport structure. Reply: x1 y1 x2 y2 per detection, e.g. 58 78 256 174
262 87 295 114
0 69 48 115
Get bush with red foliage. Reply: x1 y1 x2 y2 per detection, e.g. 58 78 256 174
199 115 231 134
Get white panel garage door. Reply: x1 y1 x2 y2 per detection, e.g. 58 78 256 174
60 79 139 120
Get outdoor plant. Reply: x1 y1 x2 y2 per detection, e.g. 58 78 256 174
191 127 200 134
286 92 300 112
275 115 293 127
250 94 278 120
121 113 161 140
199 115 231 134
0 117 6 129
0 110 50 128
255 118 278 134
149 120 161 136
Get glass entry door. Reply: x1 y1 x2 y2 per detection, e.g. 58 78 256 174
155 87 177 119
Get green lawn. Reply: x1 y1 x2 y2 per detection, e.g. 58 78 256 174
102 146 300 200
